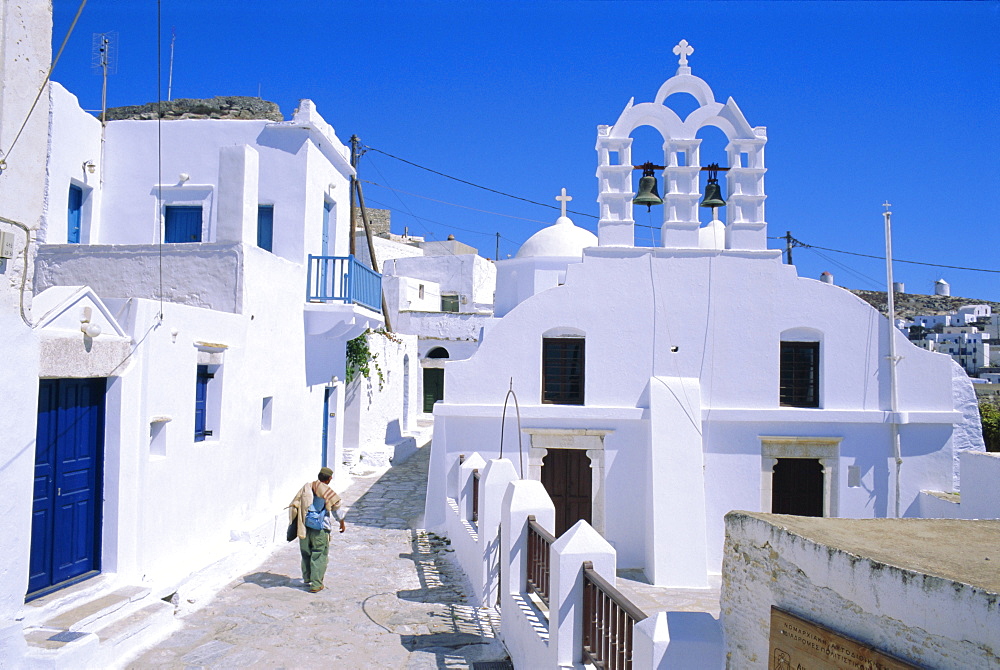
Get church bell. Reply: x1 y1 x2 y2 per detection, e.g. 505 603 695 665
633 163 664 211
700 162 727 209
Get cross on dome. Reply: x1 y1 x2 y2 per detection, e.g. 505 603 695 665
673 39 694 69
556 188 573 218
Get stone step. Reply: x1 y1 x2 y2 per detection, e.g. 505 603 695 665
22 586 165 669
42 585 150 632
92 600 177 668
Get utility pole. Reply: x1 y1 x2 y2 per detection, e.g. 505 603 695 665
350 136 392 331
495 232 500 261
349 136 359 258
883 202 902 518
785 231 794 265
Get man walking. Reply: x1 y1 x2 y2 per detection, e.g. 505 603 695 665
289 467 346 592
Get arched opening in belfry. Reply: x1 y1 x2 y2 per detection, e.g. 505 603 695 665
628 124 667 248
694 124 731 226
661 91 702 121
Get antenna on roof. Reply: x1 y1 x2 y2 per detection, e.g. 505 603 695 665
167 27 176 101
91 32 117 126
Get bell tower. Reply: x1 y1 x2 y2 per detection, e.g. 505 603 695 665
596 40 770 252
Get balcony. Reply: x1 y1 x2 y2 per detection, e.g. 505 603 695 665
307 255 381 312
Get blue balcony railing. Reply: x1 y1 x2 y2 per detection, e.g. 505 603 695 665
307 255 382 313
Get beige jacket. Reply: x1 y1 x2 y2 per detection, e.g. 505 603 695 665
288 481 341 540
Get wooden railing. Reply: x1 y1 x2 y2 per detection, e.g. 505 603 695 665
526 515 555 608
581 561 645 670
472 469 481 525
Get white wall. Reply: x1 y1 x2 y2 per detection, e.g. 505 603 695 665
343 331 419 466
41 83 103 244
0 0 48 657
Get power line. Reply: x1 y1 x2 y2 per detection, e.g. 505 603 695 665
362 180 553 225
790 237 1000 275
364 145 600 220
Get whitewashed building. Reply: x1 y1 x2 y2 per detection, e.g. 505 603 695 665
422 41 988 669
0 3 386 659
901 305 995 374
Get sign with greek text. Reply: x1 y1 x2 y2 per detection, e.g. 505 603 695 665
768 607 919 669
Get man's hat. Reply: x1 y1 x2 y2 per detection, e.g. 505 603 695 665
319 467 334 478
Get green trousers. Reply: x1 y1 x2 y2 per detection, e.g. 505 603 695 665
300 527 330 590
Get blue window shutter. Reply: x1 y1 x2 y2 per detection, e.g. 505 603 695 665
194 365 212 441
67 185 83 243
165 206 203 243
257 205 274 252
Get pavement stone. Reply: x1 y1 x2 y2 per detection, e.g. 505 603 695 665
127 445 508 669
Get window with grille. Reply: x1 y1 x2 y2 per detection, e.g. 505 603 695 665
780 341 819 407
542 338 585 405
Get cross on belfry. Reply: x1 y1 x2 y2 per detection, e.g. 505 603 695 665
883 200 892 212
556 188 572 217
673 39 694 67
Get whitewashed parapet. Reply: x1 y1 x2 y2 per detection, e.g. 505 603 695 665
479 459 519 607
500 480 556 668
446 452 486 608
550 521 617 668
920 450 1000 519
459 452 486 524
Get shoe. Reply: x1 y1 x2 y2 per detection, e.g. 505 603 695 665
309 585 325 593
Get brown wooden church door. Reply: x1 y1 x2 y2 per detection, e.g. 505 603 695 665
541 448 592 536
771 458 824 516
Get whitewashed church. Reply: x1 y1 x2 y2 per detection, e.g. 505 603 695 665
424 40 985 592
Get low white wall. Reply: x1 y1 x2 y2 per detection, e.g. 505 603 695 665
919 450 1000 519
720 512 1000 669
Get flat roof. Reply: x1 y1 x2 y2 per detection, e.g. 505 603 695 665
733 513 1000 593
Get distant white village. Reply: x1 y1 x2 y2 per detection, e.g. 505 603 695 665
0 4 996 669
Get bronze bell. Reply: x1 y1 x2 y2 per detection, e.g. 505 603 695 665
700 180 726 208
633 164 664 211
700 162 727 209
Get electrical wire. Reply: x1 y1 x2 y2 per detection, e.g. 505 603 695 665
0 0 88 171
0 216 34 327
785 235 1000 275
364 145 600 220
361 180 552 225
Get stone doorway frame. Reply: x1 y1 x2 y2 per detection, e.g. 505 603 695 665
760 436 842 518
524 428 611 536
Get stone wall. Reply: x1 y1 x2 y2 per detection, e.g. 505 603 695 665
353 207 391 236
721 512 1000 669
105 96 283 121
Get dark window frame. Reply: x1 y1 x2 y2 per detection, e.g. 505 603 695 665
257 204 274 252
542 337 585 405
194 365 214 442
780 341 819 408
440 294 460 313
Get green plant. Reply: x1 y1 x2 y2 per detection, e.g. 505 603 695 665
345 327 401 389
980 401 1000 453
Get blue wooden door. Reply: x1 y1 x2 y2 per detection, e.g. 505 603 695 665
165 205 203 243
67 185 83 243
29 378 106 599
322 387 333 467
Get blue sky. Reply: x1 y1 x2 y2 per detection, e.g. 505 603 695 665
52 1 999 299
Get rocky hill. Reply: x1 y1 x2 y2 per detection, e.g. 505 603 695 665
105 96 283 121
848 290 1000 321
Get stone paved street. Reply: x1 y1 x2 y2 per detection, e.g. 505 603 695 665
128 445 508 669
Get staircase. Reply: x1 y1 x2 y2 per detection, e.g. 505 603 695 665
21 579 175 669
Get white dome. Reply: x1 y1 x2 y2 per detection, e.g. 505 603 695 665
516 216 598 259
